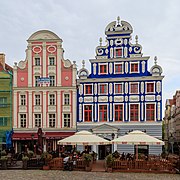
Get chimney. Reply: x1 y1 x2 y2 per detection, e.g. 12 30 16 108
0 53 5 70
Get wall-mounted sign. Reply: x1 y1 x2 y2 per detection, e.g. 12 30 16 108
38 77 50 84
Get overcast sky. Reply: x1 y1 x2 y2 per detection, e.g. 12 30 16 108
0 0 179 110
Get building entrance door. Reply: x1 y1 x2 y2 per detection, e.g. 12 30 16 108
98 144 112 160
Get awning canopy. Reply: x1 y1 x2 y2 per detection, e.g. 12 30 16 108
57 130 111 145
112 130 164 145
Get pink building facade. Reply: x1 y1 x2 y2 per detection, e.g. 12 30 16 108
12 30 77 153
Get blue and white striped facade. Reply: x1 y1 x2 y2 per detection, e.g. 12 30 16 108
77 18 164 155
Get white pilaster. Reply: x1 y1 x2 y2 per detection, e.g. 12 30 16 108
43 91 47 128
110 103 112 121
57 42 62 86
43 42 46 78
13 91 17 128
27 45 32 87
72 91 77 128
72 63 77 87
57 91 61 128
28 92 32 128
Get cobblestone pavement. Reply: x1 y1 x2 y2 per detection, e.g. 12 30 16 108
0 170 179 180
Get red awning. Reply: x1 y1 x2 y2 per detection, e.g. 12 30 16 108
12 132 75 140
12 133 38 140
45 132 75 139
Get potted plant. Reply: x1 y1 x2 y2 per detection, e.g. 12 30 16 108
41 152 52 170
105 154 114 172
0 156 8 170
83 153 92 171
22 156 29 169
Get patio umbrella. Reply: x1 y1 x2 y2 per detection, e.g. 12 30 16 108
112 130 164 159
57 130 110 145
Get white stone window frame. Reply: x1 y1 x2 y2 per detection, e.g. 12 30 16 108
84 83 93 95
83 104 93 122
114 62 124 74
129 103 140 122
34 93 41 106
114 83 124 95
63 113 71 128
98 83 108 95
34 75 41 87
48 55 56 66
145 102 156 122
49 74 56 87
19 113 27 128
34 113 42 128
114 47 123 58
98 63 108 75
145 81 155 94
49 93 56 106
113 103 124 122
98 103 109 122
130 62 140 73
129 82 139 94
48 113 56 128
34 55 41 66
63 92 71 105
19 93 26 106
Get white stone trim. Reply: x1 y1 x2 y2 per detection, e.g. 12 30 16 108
109 63 113 74
114 96 124 102
62 91 70 105
129 95 139 102
62 112 71 128
28 92 32 128
57 91 61 128
13 92 18 128
113 103 124 122
79 104 82 121
114 47 123 58
129 61 140 74
109 83 113 95
93 63 97 75
114 82 124 95
97 103 109 122
83 104 93 122
72 91 76 128
129 103 140 122
42 42 46 78
114 62 124 74
125 62 128 73
141 61 145 73
84 83 93 95
157 102 161 120
28 44 32 87
129 82 139 94
145 95 155 101
144 102 156 122
145 81 155 94
57 42 62 86
98 63 108 75
156 81 161 93
98 83 108 95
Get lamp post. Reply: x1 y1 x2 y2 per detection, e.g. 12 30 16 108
111 133 115 153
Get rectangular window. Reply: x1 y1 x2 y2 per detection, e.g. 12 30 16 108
0 117 8 126
49 76 55 86
115 64 123 74
35 95 40 105
146 104 155 121
99 84 107 94
20 95 26 106
49 94 55 105
130 83 138 94
115 105 123 121
131 63 138 73
85 85 92 94
99 105 107 122
49 114 55 127
64 94 70 105
35 58 40 66
115 84 123 94
35 76 40 87
130 104 139 121
35 114 41 127
100 64 107 74
115 48 122 57
49 57 55 65
84 105 92 122
20 114 26 128
64 114 70 127
147 83 154 93
0 97 7 107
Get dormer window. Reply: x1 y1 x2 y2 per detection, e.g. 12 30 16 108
114 48 122 58
99 64 108 74
130 62 139 73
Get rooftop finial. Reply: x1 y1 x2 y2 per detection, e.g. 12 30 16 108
135 35 138 44
82 60 85 68
154 56 157 65
117 16 120 25
99 37 102 46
